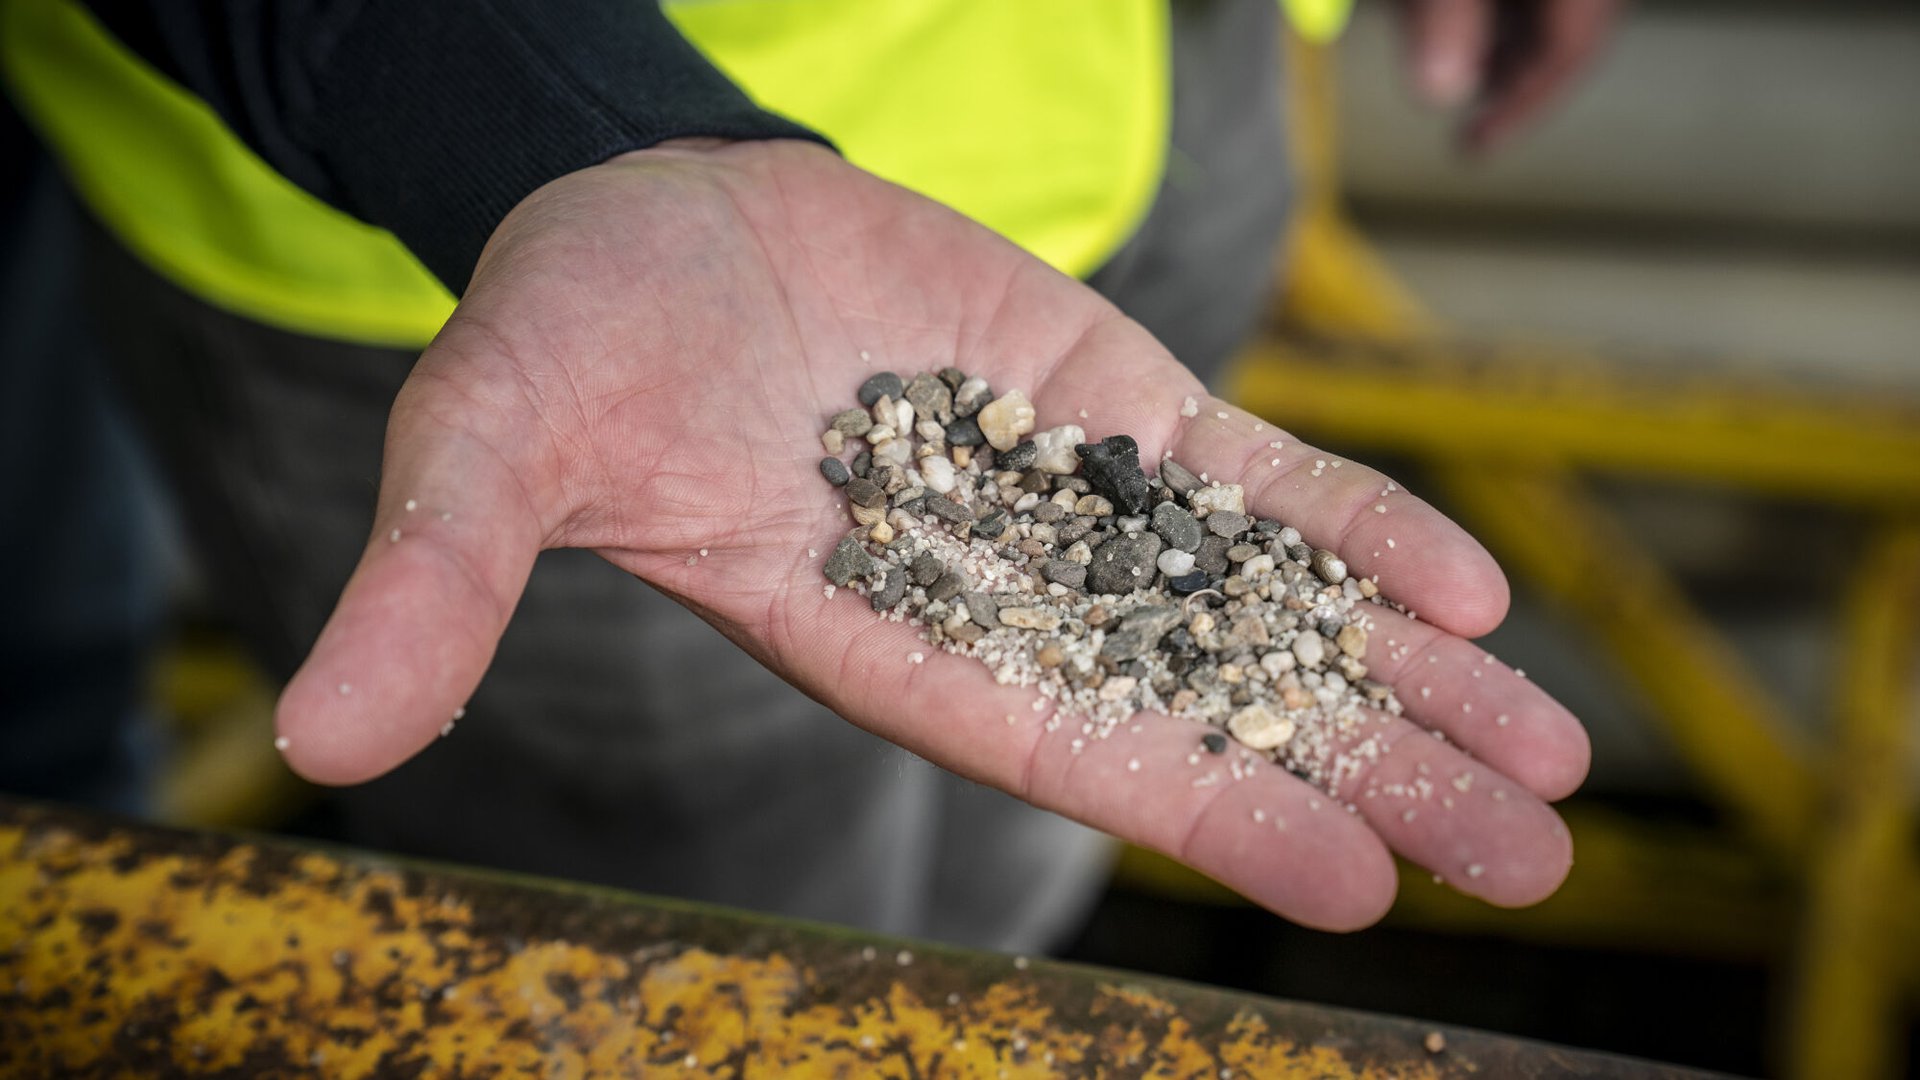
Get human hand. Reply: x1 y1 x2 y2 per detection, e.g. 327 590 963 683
274 139 1589 930
1400 0 1625 154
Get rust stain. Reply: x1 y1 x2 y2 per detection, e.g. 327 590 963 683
0 802 1683 1078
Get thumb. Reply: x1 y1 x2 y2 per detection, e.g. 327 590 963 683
1402 0 1491 107
274 403 549 785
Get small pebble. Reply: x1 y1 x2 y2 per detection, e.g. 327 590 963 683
858 371 904 407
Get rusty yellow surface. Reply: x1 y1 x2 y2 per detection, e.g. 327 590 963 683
2 801 1686 1079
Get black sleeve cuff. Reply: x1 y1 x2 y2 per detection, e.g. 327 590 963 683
301 1 827 293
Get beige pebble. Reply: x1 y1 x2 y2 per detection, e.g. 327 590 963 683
997 607 1062 631
977 388 1036 451
1074 494 1114 517
1227 704 1295 750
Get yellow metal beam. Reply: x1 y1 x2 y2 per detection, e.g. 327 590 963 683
1430 465 1820 854
1230 338 1920 505
1786 523 1920 1080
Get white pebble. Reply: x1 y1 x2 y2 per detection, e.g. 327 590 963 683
389 528 401 543
1374 505 1387 514
1030 424 1086 474
1466 863 1486 879
1216 411 1229 420
1290 634 1325 668
440 721 454 737
404 499 417 512
1127 758 1141 772
1239 554 1275 579
273 736 291 752
1180 396 1200 418
1420 686 1431 699
897 950 914 965
919 454 957 494
338 682 352 696
1496 714 1510 727
453 706 466 720
908 652 925 664
1156 549 1196 576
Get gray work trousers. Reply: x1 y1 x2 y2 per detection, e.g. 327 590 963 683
83 0 1290 951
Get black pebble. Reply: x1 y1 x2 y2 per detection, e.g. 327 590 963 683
1075 434 1151 516
858 371 904 406
1318 617 1344 639
1201 732 1228 754
1167 570 1211 594
998 440 1039 472
946 416 985 447
972 508 1009 540
852 450 872 477
819 457 851 486
938 366 967 390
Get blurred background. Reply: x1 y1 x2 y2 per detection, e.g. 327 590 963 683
5 2 1917 1077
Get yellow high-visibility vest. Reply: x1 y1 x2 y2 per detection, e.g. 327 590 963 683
1 0 1348 348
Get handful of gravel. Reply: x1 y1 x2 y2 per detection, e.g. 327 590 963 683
817 368 1404 792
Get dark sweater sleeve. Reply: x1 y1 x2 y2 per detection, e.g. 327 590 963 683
80 1 827 292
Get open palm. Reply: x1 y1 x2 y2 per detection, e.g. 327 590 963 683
276 139 1588 930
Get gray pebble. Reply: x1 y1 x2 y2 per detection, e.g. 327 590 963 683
819 457 851 486
1040 560 1087 590
962 592 1000 629
1158 458 1202 498
1206 511 1250 539
928 569 968 602
1194 536 1234 576
1086 532 1164 595
845 477 886 509
938 366 967 390
1032 501 1066 523
1317 616 1344 639
924 496 972 525
824 536 876 586
1056 520 1093 546
904 371 954 424
1286 542 1314 565
909 553 944 587
831 408 874 437
1053 475 1091 495
1150 502 1201 552
1100 605 1182 661
1226 543 1260 563
858 371 904 407
869 567 907 610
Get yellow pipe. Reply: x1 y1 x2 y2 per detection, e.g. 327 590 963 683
1786 523 1920 1080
